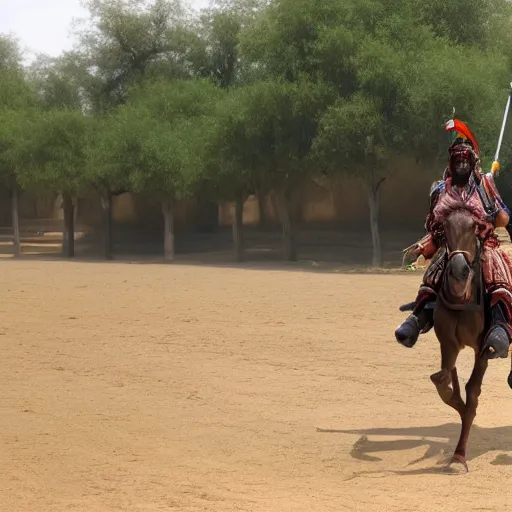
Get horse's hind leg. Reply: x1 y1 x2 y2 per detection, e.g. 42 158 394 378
451 353 488 471
430 345 466 418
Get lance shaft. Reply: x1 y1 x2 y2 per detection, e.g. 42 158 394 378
493 82 512 172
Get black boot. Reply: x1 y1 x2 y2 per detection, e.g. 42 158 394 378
481 302 512 359
395 301 434 348
395 314 420 348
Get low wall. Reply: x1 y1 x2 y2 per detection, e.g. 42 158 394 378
0 156 441 233
219 156 440 230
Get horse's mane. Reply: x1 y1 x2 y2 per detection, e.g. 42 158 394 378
433 189 485 225
432 182 493 237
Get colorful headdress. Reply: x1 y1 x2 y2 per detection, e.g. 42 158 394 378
445 118 480 155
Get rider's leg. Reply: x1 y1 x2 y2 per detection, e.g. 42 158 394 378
395 248 446 348
395 287 435 347
481 293 512 359
480 244 512 359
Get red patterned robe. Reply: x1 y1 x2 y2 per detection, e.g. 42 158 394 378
415 171 512 319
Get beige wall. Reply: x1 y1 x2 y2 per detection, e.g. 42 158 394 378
74 193 199 230
218 156 440 230
1 157 441 232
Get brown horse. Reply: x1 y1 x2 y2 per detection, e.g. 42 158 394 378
431 207 487 473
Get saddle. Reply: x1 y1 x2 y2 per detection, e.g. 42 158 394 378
399 240 486 315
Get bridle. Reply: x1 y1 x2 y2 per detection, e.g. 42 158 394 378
446 248 472 262
439 238 483 312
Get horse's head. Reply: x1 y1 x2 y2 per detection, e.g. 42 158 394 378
443 209 480 302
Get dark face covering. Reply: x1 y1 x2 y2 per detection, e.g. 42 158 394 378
449 144 476 186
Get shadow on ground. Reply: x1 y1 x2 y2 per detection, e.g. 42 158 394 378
317 424 512 476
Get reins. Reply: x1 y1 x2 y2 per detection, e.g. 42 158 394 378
447 249 472 261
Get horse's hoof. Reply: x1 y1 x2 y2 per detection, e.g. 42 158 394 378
507 371 512 390
446 454 468 474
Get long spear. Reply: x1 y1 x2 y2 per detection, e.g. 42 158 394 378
491 82 512 176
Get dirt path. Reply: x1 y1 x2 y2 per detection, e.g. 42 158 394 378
2 260 512 511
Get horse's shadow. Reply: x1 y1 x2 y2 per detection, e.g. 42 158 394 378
317 423 512 475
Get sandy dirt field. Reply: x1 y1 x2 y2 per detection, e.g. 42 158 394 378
2 259 512 512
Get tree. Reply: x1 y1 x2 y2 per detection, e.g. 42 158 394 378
93 78 221 261
248 79 333 261
0 35 33 108
23 110 90 258
128 114 203 261
413 0 511 49
313 94 389 267
70 0 200 258
0 35 35 257
239 0 378 87
202 90 257 261
173 0 271 232
241 0 512 266
0 35 24 70
207 78 333 261
25 53 96 258
76 0 192 111
0 110 35 257
323 16 430 267
239 0 397 256
405 39 510 160
84 114 130 260
28 53 88 112
194 0 268 87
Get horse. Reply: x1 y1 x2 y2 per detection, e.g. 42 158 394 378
430 205 487 473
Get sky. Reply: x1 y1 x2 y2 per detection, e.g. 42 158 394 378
0 0 209 61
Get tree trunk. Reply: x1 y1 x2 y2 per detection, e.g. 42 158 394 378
100 191 113 260
62 192 75 258
270 191 279 224
11 184 21 258
232 195 245 262
257 191 267 228
161 199 175 262
367 178 386 268
277 190 297 262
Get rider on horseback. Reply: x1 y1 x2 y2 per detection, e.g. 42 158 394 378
395 119 512 359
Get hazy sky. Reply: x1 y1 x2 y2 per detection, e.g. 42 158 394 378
0 0 209 61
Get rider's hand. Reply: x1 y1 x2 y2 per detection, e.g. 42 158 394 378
495 209 510 228
403 248 420 266
491 161 501 175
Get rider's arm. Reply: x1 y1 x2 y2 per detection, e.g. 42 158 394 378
416 236 438 258
406 181 443 261
482 172 510 228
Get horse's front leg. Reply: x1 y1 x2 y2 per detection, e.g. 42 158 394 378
430 340 466 418
450 353 488 472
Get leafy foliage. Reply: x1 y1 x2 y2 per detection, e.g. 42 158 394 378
3 0 512 262
23 110 90 193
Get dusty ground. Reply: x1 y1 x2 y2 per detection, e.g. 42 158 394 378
2 259 512 512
